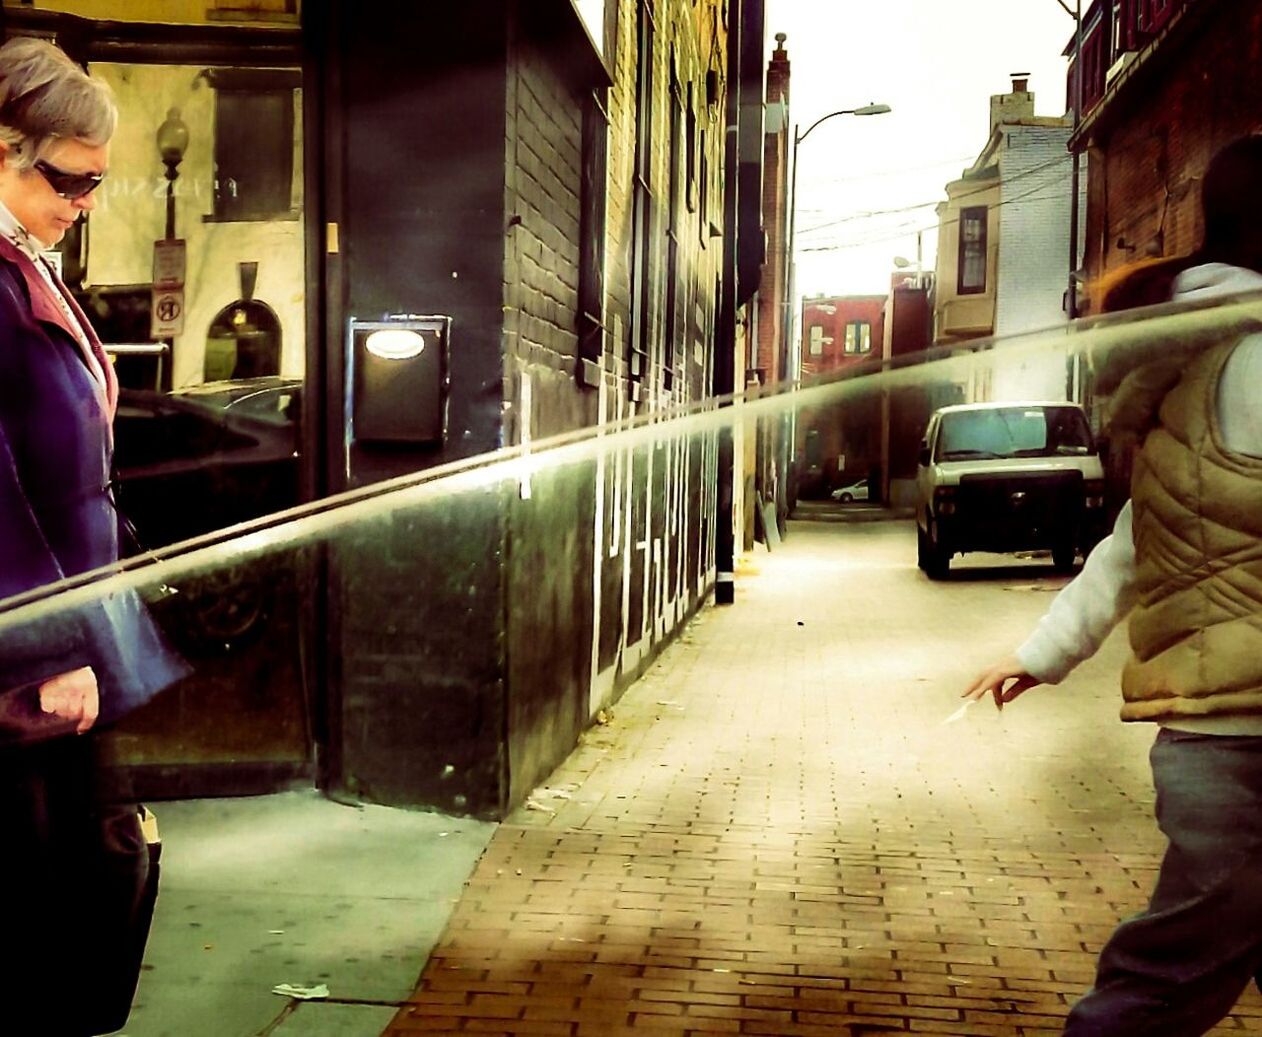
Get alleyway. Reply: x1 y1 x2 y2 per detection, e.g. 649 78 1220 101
383 515 1262 1036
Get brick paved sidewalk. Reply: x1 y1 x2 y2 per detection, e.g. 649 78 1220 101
384 520 1262 1036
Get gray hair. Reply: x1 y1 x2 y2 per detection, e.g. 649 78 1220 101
0 37 116 171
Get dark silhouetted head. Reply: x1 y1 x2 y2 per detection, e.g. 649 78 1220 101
1200 134 1262 272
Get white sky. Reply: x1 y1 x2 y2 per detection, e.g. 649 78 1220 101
764 0 1078 296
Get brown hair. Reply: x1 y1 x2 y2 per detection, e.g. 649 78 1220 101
1094 255 1200 315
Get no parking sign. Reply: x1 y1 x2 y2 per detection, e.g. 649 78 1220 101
150 286 185 337
151 238 186 338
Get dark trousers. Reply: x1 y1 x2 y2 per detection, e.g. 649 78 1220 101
1065 728 1262 1036
0 733 152 1035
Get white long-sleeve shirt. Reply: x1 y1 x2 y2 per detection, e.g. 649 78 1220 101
1016 263 1262 734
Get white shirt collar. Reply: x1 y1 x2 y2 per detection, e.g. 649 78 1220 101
0 196 50 258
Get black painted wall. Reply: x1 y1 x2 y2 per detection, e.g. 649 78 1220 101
312 0 714 818
320 3 513 816
505 460 597 809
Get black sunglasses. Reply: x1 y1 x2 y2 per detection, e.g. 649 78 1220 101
33 158 105 200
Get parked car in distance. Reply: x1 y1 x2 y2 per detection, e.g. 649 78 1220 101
914 401 1105 579
830 479 870 503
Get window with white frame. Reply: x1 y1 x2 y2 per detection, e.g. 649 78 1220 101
844 321 871 354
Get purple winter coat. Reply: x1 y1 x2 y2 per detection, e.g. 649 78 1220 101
0 237 188 734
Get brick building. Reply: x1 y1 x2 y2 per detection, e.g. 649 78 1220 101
331 0 772 814
753 35 790 387
794 294 883 498
739 32 792 539
794 278 942 505
880 273 945 507
1065 0 1262 509
1068 0 1262 296
2 0 771 817
799 294 884 378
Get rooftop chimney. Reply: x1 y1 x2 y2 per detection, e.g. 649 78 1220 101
989 73 1035 134
767 32 790 106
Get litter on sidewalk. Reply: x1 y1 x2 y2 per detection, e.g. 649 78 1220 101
271 982 329 1000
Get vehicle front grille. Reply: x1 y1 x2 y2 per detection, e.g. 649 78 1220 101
954 470 1084 548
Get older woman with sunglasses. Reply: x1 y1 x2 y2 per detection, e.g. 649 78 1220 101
0 37 187 1034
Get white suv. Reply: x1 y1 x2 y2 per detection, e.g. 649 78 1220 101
915 402 1106 579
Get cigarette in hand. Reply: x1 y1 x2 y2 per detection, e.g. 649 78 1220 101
941 699 975 725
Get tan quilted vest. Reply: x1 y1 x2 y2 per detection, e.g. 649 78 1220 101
1121 340 1262 721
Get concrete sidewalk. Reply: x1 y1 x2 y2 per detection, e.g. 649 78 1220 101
121 792 495 1037
384 519 1262 1036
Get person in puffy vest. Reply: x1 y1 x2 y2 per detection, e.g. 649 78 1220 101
964 134 1262 1036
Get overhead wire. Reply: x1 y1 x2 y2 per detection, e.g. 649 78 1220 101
802 153 976 186
797 152 1072 237
799 170 1077 254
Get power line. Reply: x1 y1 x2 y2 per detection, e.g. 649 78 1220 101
799 152 1071 237
797 152 1072 237
799 200 940 232
803 153 976 186
799 173 1076 254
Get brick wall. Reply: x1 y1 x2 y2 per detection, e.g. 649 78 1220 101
583 0 731 713
795 295 884 498
501 19 600 810
504 25 590 439
1076 1 1262 541
502 0 733 776
993 123 1077 400
995 125 1075 338
755 39 790 384
1084 2 1262 287
799 295 885 377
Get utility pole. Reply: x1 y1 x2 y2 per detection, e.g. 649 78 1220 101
1066 0 1083 320
782 103 890 518
714 0 743 605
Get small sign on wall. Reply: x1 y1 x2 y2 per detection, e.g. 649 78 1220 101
151 287 185 338
151 238 186 338
152 239 186 288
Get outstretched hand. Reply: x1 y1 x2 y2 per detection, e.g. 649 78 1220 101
963 654 1042 712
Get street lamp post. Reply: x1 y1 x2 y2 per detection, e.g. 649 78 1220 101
785 102 892 384
781 102 890 518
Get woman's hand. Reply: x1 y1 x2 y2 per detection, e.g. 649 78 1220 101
38 666 99 733
963 654 1042 712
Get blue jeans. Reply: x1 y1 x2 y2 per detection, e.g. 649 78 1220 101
1065 728 1262 1036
